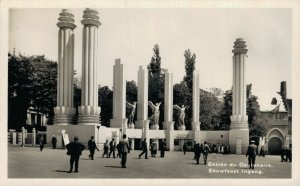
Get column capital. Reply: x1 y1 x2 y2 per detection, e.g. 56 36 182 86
81 8 101 27
57 9 76 30
232 38 248 55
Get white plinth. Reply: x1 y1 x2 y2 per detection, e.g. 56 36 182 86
178 125 186 131
128 123 135 129
229 128 249 154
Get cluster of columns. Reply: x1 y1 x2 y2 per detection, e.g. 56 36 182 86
54 8 101 125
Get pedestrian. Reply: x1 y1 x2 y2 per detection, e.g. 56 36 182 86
193 141 197 159
159 140 166 158
119 134 131 168
66 136 85 173
102 139 109 158
51 135 57 149
39 136 45 151
194 143 201 165
139 138 148 159
152 142 157 157
281 146 287 162
203 141 211 165
109 138 116 158
88 136 99 160
259 146 265 157
183 142 187 155
116 143 121 158
246 140 257 169
286 144 292 162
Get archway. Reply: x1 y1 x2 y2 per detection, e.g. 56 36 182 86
268 137 282 155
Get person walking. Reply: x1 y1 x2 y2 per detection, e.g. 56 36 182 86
203 141 211 165
39 136 45 151
139 138 148 159
116 143 121 158
119 134 131 168
66 136 85 173
194 143 201 165
88 136 99 160
109 138 116 158
246 140 257 169
159 140 166 158
51 135 57 149
102 139 109 158
183 142 187 155
259 146 265 157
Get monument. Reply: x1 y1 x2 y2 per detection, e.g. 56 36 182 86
229 38 249 154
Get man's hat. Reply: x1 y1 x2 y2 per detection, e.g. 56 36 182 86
250 140 255 143
74 136 79 140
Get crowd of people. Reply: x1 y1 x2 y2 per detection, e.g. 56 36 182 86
40 135 292 173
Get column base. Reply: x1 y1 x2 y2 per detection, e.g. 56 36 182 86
192 122 200 131
229 128 249 154
163 121 174 130
230 115 248 129
78 106 101 124
136 120 149 130
54 106 76 124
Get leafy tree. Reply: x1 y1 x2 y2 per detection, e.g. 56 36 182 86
183 49 196 92
8 53 57 131
200 89 223 130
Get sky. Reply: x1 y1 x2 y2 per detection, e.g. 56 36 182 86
9 8 292 111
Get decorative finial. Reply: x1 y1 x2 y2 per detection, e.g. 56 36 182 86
232 38 248 55
57 9 76 30
81 8 101 27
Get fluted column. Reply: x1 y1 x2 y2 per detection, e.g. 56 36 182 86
54 9 76 124
229 38 249 154
78 8 101 124
230 38 248 129
163 70 174 130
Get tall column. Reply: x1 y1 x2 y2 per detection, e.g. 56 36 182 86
163 71 174 150
78 8 101 124
54 9 76 124
135 66 149 129
192 70 200 131
110 59 128 131
192 70 201 145
229 38 249 154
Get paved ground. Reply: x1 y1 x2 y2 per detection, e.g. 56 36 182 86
8 146 291 178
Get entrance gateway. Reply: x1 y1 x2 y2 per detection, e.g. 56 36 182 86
47 8 249 154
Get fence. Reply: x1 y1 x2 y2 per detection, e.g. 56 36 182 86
8 127 47 147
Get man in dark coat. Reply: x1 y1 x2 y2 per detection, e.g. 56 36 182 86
119 134 131 168
88 136 98 160
159 140 166 158
246 140 257 169
194 143 201 165
139 138 148 159
183 142 187 155
66 136 85 173
109 138 116 158
51 135 57 149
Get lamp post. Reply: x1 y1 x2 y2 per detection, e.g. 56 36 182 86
97 125 100 147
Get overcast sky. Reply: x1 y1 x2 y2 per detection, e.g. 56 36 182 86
9 8 292 111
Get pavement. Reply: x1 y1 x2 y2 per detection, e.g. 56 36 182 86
8 146 291 178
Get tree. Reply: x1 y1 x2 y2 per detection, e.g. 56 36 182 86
8 54 57 131
126 80 138 121
200 89 223 130
183 49 196 92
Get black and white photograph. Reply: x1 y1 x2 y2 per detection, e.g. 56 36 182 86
1 0 300 186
